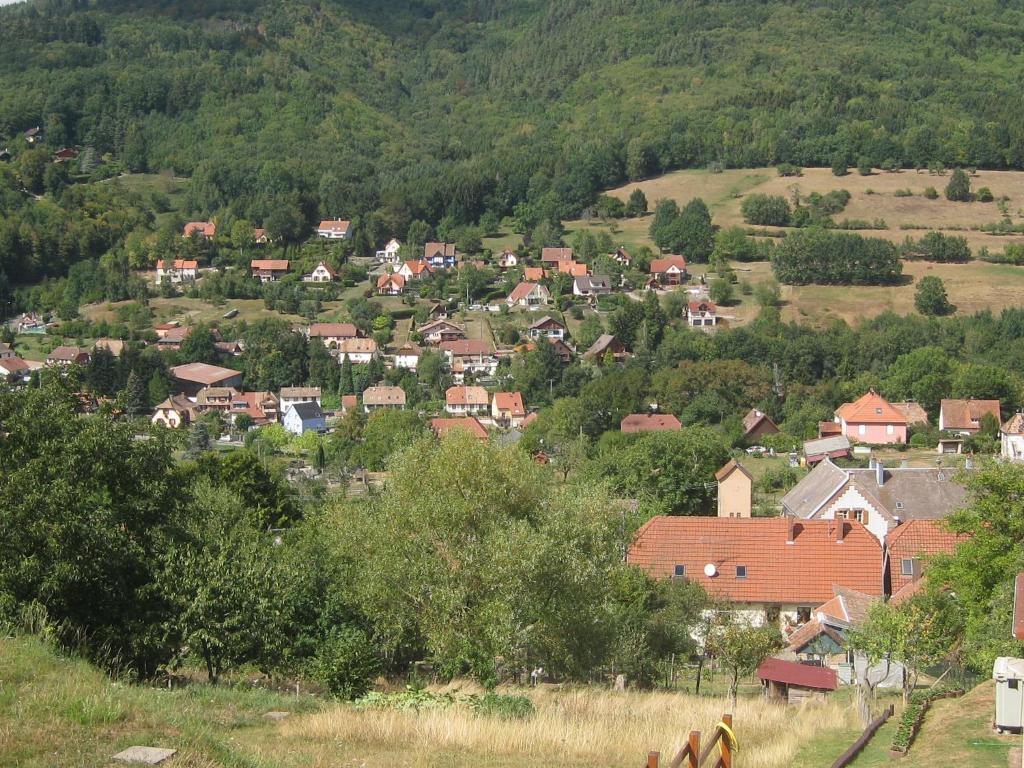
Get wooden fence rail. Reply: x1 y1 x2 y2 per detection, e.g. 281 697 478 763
830 704 895 768
644 714 734 768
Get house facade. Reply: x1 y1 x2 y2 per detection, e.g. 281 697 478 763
716 459 753 518
303 261 337 283
279 386 322 413
336 338 378 364
507 282 550 307
282 401 327 434
938 398 1000 435
376 238 402 263
423 242 457 269
572 275 611 299
151 395 196 428
491 391 526 428
393 342 422 371
498 250 518 269
742 408 779 442
46 346 90 366
316 219 352 239
1001 413 1024 461
362 385 407 412
445 385 490 415
649 255 688 285
308 322 360 348
183 221 216 240
156 259 198 284
418 320 465 345
441 339 498 380
398 260 432 281
834 390 908 444
251 259 290 282
687 300 717 327
376 272 405 295
528 316 567 340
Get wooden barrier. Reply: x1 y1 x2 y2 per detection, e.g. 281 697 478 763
644 714 734 768
830 704 894 768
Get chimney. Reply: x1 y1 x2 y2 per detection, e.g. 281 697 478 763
868 457 877 470
786 516 796 544
875 460 885 487
900 459 909 469
835 519 847 543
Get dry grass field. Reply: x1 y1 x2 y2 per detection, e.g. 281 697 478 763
607 166 1024 252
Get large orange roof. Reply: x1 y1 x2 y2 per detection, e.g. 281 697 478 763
493 391 526 416
627 517 883 604
885 520 968 595
835 391 907 425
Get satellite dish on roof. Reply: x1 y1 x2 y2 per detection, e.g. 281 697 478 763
704 563 717 577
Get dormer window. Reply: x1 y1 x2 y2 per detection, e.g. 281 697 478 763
673 564 685 578
895 501 904 510
875 408 882 414
736 565 747 579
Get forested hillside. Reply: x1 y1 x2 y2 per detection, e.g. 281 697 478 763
4 0 1024 282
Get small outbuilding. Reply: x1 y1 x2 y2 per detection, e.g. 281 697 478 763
993 657 1024 734
757 657 837 705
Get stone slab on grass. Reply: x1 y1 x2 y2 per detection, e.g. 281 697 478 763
264 710 291 720
111 746 177 765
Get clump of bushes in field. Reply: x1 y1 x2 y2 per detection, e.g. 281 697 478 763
354 687 536 719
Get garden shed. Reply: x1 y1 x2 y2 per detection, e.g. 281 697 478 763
757 657 837 705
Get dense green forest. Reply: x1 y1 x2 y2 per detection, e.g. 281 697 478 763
4 0 1024 291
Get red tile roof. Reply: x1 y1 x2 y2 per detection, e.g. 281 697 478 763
508 282 548 303
627 517 883 605
445 385 489 406
403 259 432 275
557 261 588 276
431 416 488 440
688 300 716 314
836 390 907 425
183 221 215 238
169 362 241 386
440 339 492 356
757 658 837 691
940 398 1001 431
377 272 405 290
885 520 968 595
318 219 351 234
251 259 289 271
424 241 457 258
493 391 526 417
523 267 546 281
541 247 573 262
621 413 682 433
715 459 752 482
156 259 198 270
308 323 359 339
650 255 688 273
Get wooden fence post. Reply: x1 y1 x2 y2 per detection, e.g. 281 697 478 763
687 731 700 768
647 750 660 768
720 714 733 768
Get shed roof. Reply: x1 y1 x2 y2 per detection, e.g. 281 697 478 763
757 658 837 691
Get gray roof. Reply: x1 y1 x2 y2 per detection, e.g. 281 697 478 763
803 435 851 457
782 460 849 519
287 401 324 421
845 467 968 523
782 458 969 524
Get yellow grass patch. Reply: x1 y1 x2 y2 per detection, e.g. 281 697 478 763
276 685 851 768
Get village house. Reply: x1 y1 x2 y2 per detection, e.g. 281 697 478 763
251 259 290 282
215 340 243 357
834 390 908 444
0 356 32 383
307 322 361 348
279 386 321 413
892 402 929 428
572 275 611 299
0 342 13 359
316 219 352 239
398 260 433 281
24 126 42 144
649 255 688 285
497 250 519 269
151 394 197 428
540 247 573 265
423 241 457 269
336 337 379 364
53 147 78 162
169 362 243 397
375 237 402 263
627 517 883 630
156 325 192 351
527 315 567 340
939 398 1001 435
155 259 198 284
376 272 405 296
253 228 270 245
418 319 465 345
340 394 359 414
716 459 753 518
302 261 337 283
547 337 575 365
431 416 489 441
1001 412 1024 461
507 281 551 308
230 391 279 426
46 346 90 367
282 401 327 435
781 457 968 546
523 267 546 281
183 221 216 240
557 260 588 277
393 342 422 371
491 391 527 428
445 385 490 415
362 385 407 412
584 334 628 363
195 387 236 414
440 339 498 379
620 413 682 433
687 300 717 327
610 247 632 266
884 519 968 600
742 408 779 443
